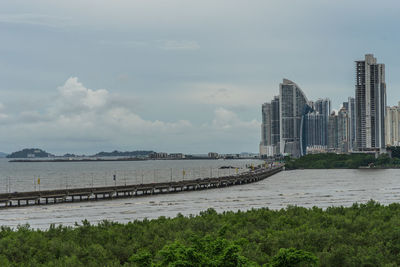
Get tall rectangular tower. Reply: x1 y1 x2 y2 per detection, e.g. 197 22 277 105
347 97 356 150
271 96 280 146
259 96 280 157
260 102 272 146
314 98 331 146
355 54 386 150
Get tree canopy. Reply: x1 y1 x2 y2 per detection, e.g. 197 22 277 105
0 201 400 266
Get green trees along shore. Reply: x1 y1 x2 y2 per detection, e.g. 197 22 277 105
284 152 400 169
1 201 400 266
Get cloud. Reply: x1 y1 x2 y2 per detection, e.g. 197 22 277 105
98 40 147 47
159 40 200 51
181 83 271 108
0 78 194 152
211 107 259 130
0 103 8 120
98 39 200 51
57 77 108 111
0 13 73 27
0 78 262 154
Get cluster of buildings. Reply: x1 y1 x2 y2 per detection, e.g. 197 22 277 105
260 54 396 158
149 152 258 160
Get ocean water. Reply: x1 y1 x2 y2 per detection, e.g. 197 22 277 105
0 158 262 193
1 164 400 229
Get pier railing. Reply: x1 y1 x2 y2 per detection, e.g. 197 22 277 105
0 166 283 208
0 165 263 193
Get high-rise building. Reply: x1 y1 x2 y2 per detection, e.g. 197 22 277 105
355 54 386 150
385 104 400 146
271 96 280 146
328 107 350 153
342 101 349 111
328 111 339 150
347 97 356 150
314 98 331 146
303 111 326 149
259 96 280 157
260 103 272 146
337 107 350 152
279 79 311 157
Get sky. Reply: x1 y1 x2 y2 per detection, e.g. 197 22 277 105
0 0 400 155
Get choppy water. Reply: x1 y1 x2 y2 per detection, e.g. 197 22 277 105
1 165 400 229
0 158 260 193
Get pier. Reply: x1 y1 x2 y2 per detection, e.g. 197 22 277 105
0 166 282 208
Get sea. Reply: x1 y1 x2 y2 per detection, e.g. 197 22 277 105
1 158 400 229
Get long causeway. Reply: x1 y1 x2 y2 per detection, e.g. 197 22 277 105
0 166 283 208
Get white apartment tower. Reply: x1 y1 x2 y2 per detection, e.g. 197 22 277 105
385 104 400 146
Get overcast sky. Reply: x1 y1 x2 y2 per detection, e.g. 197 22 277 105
0 0 399 154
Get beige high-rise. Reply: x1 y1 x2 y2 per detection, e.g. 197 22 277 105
385 104 400 146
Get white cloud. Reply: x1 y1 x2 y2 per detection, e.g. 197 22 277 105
0 78 262 154
181 83 271 108
0 13 73 27
57 77 108 111
0 78 194 152
0 103 9 120
160 40 200 51
98 40 147 47
211 107 259 130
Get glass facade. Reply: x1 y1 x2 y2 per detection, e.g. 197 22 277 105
279 79 310 157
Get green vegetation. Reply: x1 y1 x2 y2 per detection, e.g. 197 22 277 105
1 201 400 266
6 148 54 158
283 153 400 169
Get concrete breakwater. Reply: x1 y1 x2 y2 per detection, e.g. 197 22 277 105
0 167 282 208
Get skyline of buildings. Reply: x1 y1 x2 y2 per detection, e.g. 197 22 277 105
260 53 393 157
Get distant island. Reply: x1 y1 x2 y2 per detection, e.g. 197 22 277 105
6 148 256 162
6 148 54 158
0 152 7 158
6 148 155 159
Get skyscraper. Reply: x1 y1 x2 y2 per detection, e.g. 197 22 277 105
259 96 280 157
279 79 311 157
355 54 386 150
260 102 272 146
337 107 350 152
347 97 356 150
385 104 400 146
303 111 325 148
271 96 280 146
328 111 339 150
314 98 331 146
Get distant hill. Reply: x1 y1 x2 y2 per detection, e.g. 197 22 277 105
0 152 7 158
92 150 154 157
7 148 54 158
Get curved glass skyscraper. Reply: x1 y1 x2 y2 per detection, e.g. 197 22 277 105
279 79 311 157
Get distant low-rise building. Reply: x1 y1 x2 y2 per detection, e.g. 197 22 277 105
149 152 169 159
208 152 219 159
169 153 184 159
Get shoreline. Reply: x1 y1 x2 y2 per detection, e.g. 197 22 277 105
7 157 260 163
